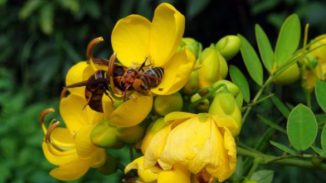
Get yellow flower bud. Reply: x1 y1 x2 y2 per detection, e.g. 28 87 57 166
273 63 300 85
182 70 199 95
154 92 183 116
117 125 145 144
310 34 326 63
209 92 242 136
198 44 228 88
91 120 123 148
179 37 202 59
216 35 241 61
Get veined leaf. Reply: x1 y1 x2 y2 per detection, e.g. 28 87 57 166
229 65 250 102
238 34 263 86
274 14 301 67
255 24 274 73
270 140 297 155
287 104 318 151
315 80 326 112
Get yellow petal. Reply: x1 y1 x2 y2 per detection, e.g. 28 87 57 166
109 94 153 127
75 125 99 157
65 62 88 97
42 142 78 165
49 158 90 181
157 165 190 183
125 157 158 182
111 15 151 67
151 49 195 95
158 117 215 172
206 127 236 182
144 125 171 168
164 112 196 123
60 95 88 133
150 3 185 66
50 127 75 150
90 149 106 168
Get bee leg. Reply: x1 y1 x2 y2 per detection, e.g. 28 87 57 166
83 92 93 110
104 90 114 103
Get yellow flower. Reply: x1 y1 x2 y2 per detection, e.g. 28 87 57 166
125 156 191 183
111 3 195 95
40 96 107 181
143 112 237 182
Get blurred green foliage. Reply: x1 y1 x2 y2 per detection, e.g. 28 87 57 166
0 0 325 182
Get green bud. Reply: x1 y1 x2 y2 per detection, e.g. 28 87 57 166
216 35 241 61
209 92 241 127
154 92 183 116
273 63 300 85
190 93 210 112
97 153 118 175
117 125 145 144
91 120 122 148
212 80 240 97
178 37 202 59
182 70 199 95
198 44 228 88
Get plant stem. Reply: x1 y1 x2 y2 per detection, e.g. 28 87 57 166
238 147 326 171
242 76 274 124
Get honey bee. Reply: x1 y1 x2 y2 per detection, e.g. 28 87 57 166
109 58 164 99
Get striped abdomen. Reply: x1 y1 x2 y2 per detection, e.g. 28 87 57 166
141 67 164 90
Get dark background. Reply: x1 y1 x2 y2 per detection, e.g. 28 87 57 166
1 0 326 182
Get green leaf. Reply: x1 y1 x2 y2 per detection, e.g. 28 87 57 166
255 24 274 73
321 124 326 151
274 14 301 66
238 34 263 86
19 0 43 19
39 3 54 35
311 146 326 157
250 170 274 183
270 140 297 155
287 104 318 151
258 115 286 134
271 95 290 118
315 80 326 112
229 65 250 102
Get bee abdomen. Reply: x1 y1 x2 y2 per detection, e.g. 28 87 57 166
142 67 164 88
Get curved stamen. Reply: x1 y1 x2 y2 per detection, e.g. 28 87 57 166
45 121 60 143
60 87 69 99
86 36 104 61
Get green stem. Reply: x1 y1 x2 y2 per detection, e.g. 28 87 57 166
306 90 312 108
238 147 326 171
242 76 274 124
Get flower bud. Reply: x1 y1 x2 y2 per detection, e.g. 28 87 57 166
178 37 202 59
198 44 228 88
212 80 240 97
310 34 326 62
97 153 118 175
182 70 199 95
117 125 145 144
190 93 210 112
209 92 242 136
216 35 241 61
154 92 183 116
273 63 300 85
91 120 123 148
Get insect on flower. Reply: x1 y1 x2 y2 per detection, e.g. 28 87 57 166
109 57 164 100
